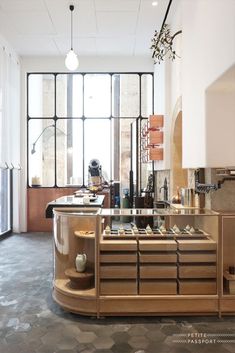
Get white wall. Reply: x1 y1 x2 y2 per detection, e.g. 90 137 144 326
206 65 235 167
182 0 235 168
21 56 153 73
153 0 182 171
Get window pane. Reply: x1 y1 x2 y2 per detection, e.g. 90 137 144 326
131 120 137 196
119 118 136 193
28 119 55 186
112 74 140 117
56 74 83 117
0 168 11 235
140 118 150 191
28 74 55 117
141 74 153 117
84 119 111 184
84 74 111 117
56 119 83 186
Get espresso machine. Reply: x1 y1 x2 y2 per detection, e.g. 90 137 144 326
88 159 103 191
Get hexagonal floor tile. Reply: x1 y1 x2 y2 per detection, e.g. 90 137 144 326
128 326 148 337
111 331 130 344
93 336 114 349
128 335 149 349
76 331 97 344
111 342 133 353
146 330 166 342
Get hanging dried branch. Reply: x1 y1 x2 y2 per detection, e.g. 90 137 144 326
151 23 182 64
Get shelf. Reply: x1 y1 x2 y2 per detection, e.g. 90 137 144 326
224 271 235 281
65 268 94 290
54 279 96 298
223 271 235 295
74 230 95 239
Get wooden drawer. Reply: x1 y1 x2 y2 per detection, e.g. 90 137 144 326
100 280 137 295
179 265 216 279
140 265 177 279
100 240 137 251
178 252 216 263
139 252 177 263
139 280 177 295
177 239 216 251
179 280 217 295
100 265 137 279
139 240 177 252
100 252 137 263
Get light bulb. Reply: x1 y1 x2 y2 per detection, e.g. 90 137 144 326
65 49 79 71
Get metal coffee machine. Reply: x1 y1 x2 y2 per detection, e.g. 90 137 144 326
88 159 103 191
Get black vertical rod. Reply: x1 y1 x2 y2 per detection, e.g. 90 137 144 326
160 0 173 35
54 74 57 187
82 74 85 187
26 74 29 187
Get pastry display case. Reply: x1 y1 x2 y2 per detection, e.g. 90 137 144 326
221 214 235 314
53 208 100 315
52 207 225 316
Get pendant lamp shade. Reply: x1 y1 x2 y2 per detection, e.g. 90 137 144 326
65 5 79 71
65 50 79 71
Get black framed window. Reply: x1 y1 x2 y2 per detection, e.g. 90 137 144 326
27 72 153 188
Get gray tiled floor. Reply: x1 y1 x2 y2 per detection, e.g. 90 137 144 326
1 233 235 353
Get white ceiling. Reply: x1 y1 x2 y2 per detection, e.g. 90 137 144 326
0 0 169 57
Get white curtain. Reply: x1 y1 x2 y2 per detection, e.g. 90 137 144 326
0 42 21 232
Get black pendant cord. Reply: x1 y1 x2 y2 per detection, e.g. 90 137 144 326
70 5 74 50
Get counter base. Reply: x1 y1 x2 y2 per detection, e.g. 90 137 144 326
99 296 219 316
53 280 219 316
53 280 97 316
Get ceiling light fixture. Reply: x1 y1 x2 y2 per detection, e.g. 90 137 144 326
152 1 158 6
65 4 79 71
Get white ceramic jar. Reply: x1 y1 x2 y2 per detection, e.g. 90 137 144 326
75 253 87 272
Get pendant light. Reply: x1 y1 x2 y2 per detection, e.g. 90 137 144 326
65 4 79 71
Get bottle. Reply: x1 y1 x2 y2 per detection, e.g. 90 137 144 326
121 189 131 223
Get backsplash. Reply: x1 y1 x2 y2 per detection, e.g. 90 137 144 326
154 167 235 211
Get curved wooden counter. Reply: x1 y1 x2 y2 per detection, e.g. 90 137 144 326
52 207 235 317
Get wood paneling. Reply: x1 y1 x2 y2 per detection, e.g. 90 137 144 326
27 187 110 232
27 187 78 232
99 297 218 314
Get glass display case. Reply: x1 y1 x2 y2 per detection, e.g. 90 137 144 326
52 207 222 316
53 208 100 315
221 214 235 314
